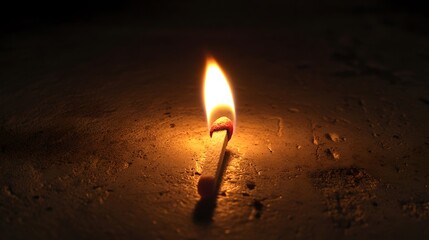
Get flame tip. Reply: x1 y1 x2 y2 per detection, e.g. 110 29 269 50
203 57 236 129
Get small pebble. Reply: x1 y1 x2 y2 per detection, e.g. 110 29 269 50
253 200 263 211
327 133 340 142
246 181 256 190
313 136 319 145
327 148 340 160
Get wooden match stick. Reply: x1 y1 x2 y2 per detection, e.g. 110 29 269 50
198 116 234 198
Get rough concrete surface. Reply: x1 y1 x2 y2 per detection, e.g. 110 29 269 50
0 1 428 239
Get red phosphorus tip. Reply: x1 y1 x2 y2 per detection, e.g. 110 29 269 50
197 176 216 198
210 116 234 140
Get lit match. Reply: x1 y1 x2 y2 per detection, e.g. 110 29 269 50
198 57 236 199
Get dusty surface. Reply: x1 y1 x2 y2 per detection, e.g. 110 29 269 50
311 167 379 228
1 1 429 239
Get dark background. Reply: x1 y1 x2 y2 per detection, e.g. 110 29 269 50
1 0 428 33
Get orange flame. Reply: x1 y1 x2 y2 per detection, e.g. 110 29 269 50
203 57 236 129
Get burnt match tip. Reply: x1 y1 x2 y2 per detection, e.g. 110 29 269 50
210 116 234 140
197 176 216 198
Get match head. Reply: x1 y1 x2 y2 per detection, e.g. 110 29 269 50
210 116 234 140
197 176 216 198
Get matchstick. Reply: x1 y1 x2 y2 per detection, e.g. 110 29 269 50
198 116 234 198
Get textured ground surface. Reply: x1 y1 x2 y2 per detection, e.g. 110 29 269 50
1 1 429 239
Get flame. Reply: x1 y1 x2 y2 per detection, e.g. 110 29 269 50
203 57 235 129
